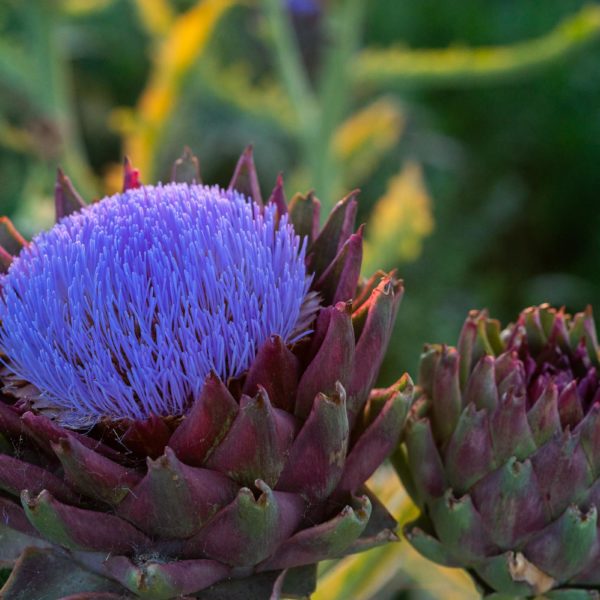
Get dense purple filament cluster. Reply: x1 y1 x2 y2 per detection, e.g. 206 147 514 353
0 184 309 426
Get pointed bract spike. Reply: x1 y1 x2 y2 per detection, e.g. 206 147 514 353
0 454 78 504
471 457 547 549
494 351 519 384
356 486 398 540
55 168 86 222
352 269 389 313
464 355 498 411
315 225 363 305
184 480 305 567
490 391 536 463
171 146 201 184
0 496 41 538
403 520 463 568
105 555 229 599
431 346 462 446
444 403 495 494
52 435 141 505
457 313 478 391
169 373 238 465
22 489 150 554
122 156 141 191
257 495 371 571
429 490 497 563
336 375 412 496
558 380 584 429
342 528 399 556
228 146 263 206
547 309 571 353
577 403 600 477
350 272 397 339
523 306 548 355
21 411 122 463
267 173 287 218
527 381 561 446
457 310 494 391
531 430 593 518
206 390 290 488
295 302 355 419
362 373 412 430
496 361 526 400
306 190 358 278
347 277 403 426
570 306 600 366
243 335 300 412
278 383 349 501
404 417 446 504
0 216 27 257
524 505 597 582
538 303 558 338
120 414 172 458
288 191 320 244
117 447 238 539
417 344 442 398
485 318 504 355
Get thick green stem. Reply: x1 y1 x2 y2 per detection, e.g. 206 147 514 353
261 0 365 213
310 0 364 211
261 0 319 156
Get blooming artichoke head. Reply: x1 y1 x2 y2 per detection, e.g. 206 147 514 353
396 303 600 597
0 148 409 599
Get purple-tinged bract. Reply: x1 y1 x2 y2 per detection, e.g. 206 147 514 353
0 184 309 426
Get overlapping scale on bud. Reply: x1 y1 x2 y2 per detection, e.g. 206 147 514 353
0 147 409 600
395 304 600 598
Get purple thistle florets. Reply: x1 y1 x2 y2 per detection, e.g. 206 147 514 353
287 0 321 16
0 183 310 427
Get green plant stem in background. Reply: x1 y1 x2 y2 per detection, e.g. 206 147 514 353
23 2 97 199
261 0 365 212
261 0 319 159
311 0 364 208
354 4 600 89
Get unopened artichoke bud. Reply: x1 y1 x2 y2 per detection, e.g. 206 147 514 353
0 147 410 600
395 304 600 598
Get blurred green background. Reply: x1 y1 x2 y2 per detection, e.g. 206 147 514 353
2 1 600 597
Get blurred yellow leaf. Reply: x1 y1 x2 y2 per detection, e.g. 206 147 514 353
134 0 175 37
103 161 125 196
353 5 600 89
60 0 115 15
363 161 434 275
333 98 404 187
118 0 237 180
315 467 478 600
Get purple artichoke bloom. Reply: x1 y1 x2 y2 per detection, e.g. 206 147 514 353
0 148 409 599
286 0 321 17
0 183 309 426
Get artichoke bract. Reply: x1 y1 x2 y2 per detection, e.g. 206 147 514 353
0 148 410 600
395 304 600 598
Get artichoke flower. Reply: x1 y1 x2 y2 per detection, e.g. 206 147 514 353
395 304 600 598
0 148 410 599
